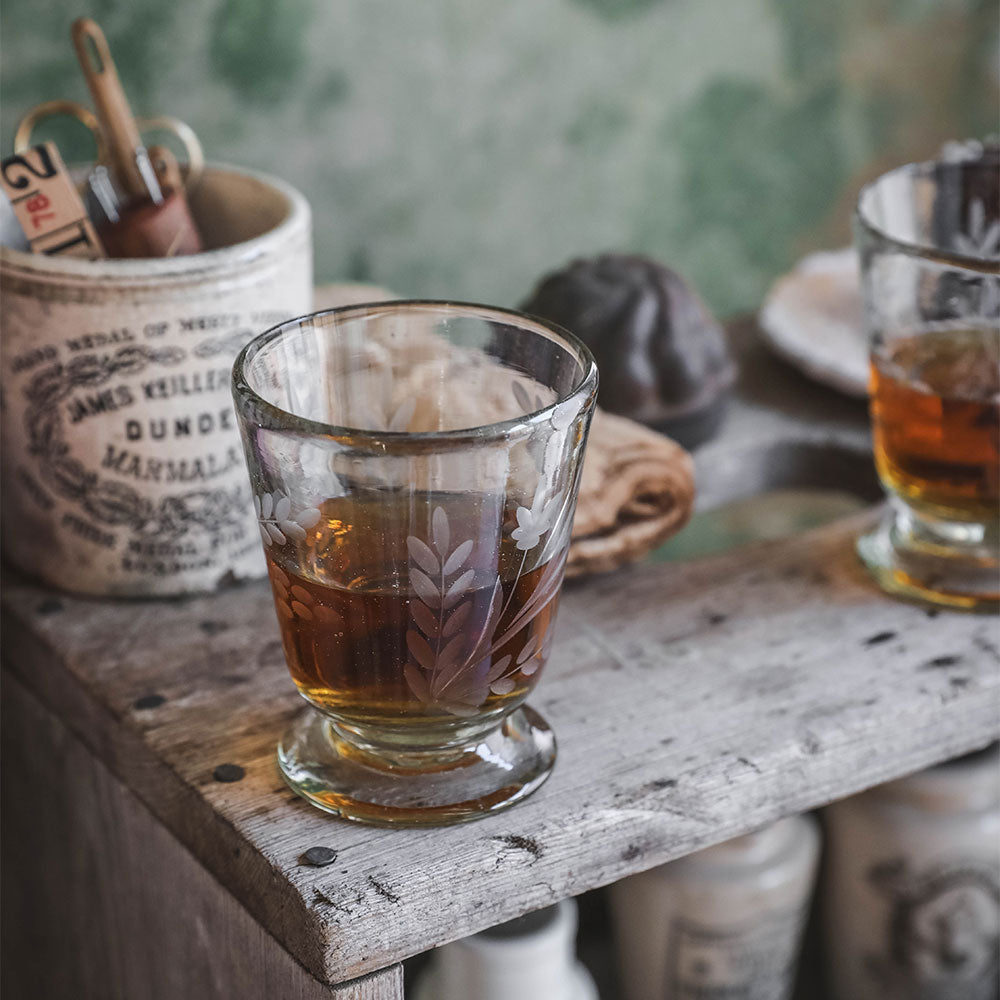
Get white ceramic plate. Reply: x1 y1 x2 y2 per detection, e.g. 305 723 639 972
758 247 868 397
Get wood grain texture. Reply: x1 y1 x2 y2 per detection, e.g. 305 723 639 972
4 505 997 985
1 671 404 1000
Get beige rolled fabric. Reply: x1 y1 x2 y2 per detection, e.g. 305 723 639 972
567 408 694 576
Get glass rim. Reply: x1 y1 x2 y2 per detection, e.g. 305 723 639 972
855 157 1000 275
231 299 599 448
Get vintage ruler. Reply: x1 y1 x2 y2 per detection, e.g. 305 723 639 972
0 141 104 259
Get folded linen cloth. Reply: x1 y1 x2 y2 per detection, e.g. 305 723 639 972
567 407 694 576
312 284 696 576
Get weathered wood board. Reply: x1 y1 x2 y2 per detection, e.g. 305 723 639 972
1 671 404 1000
3 506 997 985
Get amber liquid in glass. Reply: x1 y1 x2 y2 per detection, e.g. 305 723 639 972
870 327 1000 522
264 493 561 731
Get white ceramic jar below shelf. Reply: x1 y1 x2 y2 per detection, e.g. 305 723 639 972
822 743 1000 1000
413 898 597 1000
609 814 820 1000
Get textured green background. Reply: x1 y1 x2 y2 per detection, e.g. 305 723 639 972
2 0 996 316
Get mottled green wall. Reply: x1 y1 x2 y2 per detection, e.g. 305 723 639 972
2 0 996 315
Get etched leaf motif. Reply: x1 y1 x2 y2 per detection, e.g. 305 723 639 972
406 630 436 671
952 198 1000 259
297 508 321 529
516 635 538 664
511 380 533 414
407 536 439 575
255 492 321 548
410 600 440 638
442 539 474 575
437 634 465 669
313 605 344 627
486 654 512 683
404 663 431 702
410 568 441 607
402 493 568 714
439 699 480 718
487 550 566 653
432 642 475 696
280 520 307 541
443 569 475 608
432 506 450 554
442 600 472 637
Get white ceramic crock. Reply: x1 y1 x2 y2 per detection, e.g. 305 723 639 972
0 164 311 596
413 898 598 1000
822 744 1000 1000
609 815 821 1000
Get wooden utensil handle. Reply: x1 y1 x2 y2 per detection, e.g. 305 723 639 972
71 17 146 199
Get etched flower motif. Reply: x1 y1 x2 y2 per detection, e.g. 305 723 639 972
254 491 321 547
511 495 561 551
953 199 1000 260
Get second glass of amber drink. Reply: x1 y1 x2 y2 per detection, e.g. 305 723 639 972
855 146 999 610
233 302 597 824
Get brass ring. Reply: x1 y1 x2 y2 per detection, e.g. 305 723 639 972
13 99 107 163
135 115 205 189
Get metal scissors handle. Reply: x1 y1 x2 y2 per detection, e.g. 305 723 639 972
13 101 204 189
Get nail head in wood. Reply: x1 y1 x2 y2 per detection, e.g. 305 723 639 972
213 763 245 783
301 846 338 867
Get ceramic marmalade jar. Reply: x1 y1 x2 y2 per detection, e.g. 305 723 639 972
822 744 1000 1000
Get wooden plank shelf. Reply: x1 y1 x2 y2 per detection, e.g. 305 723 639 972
3 321 997 993
4 510 998 986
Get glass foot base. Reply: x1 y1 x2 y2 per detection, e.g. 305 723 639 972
857 512 999 613
277 705 556 827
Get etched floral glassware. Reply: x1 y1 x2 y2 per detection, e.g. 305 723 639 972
232 301 598 825
855 145 1000 611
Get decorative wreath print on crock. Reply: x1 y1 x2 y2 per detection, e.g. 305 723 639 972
254 491 321 546
402 394 579 716
192 329 258 359
866 857 1000 995
21 345 251 538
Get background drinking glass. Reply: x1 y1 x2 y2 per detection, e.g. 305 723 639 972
855 145 1000 612
232 301 597 825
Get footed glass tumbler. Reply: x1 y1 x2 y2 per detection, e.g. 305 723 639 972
855 147 1000 611
232 301 598 825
